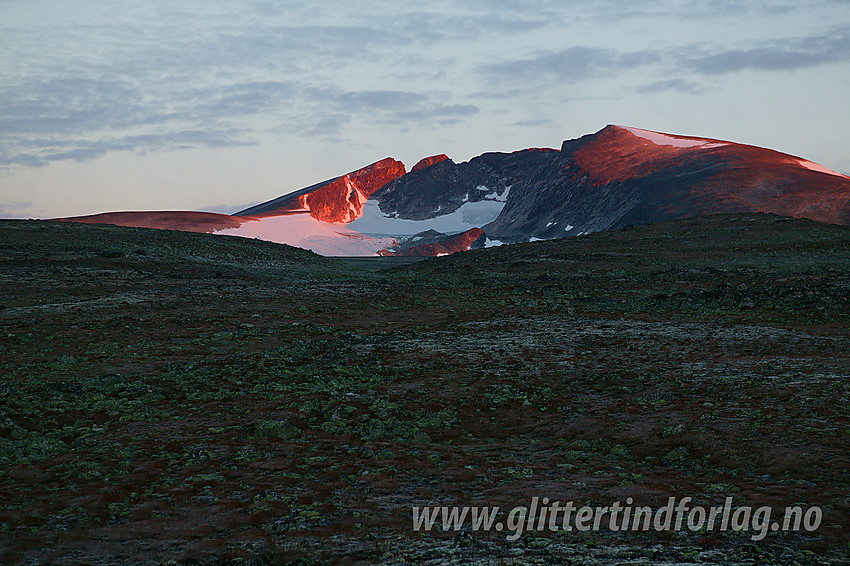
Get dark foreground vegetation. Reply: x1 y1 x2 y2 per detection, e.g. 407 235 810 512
0 214 848 564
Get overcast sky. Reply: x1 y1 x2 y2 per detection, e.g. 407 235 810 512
2 0 849 218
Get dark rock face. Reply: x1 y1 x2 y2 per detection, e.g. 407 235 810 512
484 126 850 241
368 125 850 243
379 228 486 257
372 149 559 221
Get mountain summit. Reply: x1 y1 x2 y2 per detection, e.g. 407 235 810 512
61 125 850 256
235 157 406 223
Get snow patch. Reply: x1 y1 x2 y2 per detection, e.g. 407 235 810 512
564 224 574 231
620 126 728 150
347 198 507 236
484 238 505 248
546 221 555 228
482 185 511 202
337 177 368 223
468 185 511 202
796 159 849 179
298 195 311 211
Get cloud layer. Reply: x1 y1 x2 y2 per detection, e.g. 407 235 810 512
1 0 849 174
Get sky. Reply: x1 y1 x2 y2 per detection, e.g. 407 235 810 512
1 0 849 219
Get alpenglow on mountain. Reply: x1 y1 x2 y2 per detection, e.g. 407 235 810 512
62 125 850 256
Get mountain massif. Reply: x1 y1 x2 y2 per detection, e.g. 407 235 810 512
60 125 850 256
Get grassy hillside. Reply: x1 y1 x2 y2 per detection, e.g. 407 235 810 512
1 215 847 564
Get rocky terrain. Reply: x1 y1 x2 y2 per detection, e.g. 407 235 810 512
1 213 848 564
235 158 407 223
58 126 850 257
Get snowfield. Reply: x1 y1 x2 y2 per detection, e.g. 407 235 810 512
214 213 397 256
796 159 848 179
620 125 728 149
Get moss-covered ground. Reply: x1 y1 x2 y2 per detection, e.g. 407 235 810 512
0 214 847 564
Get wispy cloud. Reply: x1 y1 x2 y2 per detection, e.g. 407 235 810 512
482 46 662 84
635 78 707 94
511 119 553 127
479 25 850 96
325 90 430 111
684 26 850 74
0 129 255 168
0 4 489 170
0 201 37 219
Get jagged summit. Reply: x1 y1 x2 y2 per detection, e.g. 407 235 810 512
411 154 451 172
235 157 406 223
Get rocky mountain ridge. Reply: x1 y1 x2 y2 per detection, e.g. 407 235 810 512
59 125 850 256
